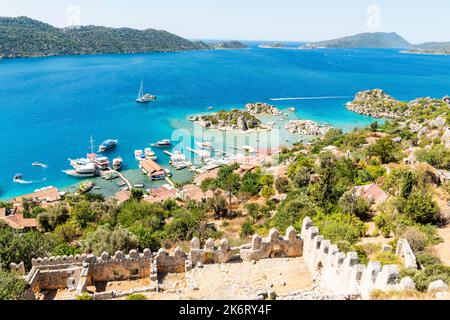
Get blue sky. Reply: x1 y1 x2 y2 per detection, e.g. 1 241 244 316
1 0 449 43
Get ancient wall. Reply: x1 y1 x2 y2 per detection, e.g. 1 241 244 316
153 247 187 274
300 217 429 299
189 238 234 266
89 250 152 282
396 239 418 270
240 226 303 261
19 249 152 294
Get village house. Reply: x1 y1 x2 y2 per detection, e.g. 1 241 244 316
144 185 177 203
193 168 220 186
115 190 131 204
0 207 37 230
13 186 62 210
353 183 389 207
177 184 208 202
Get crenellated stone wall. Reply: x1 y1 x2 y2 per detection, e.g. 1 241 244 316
300 217 443 299
240 226 303 261
396 239 418 270
189 237 234 266
15 221 447 300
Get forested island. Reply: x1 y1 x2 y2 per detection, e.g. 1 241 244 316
0 17 216 58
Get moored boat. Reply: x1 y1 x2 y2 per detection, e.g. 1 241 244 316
113 157 123 170
64 163 99 178
79 181 95 194
144 148 158 161
134 150 145 161
151 139 171 147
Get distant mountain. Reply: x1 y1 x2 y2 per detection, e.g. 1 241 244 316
0 16 210 58
302 32 412 49
212 41 248 49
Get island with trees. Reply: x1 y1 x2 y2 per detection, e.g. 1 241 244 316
0 16 215 58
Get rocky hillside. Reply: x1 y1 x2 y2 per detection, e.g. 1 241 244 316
0 16 210 58
346 89 407 119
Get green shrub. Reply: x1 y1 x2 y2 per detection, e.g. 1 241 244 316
76 292 93 300
0 270 28 300
403 192 439 225
416 252 442 268
240 219 255 238
314 213 367 245
372 251 402 267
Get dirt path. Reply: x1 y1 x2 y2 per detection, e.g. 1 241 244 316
432 226 450 266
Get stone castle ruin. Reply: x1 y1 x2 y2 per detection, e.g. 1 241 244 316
11 218 449 300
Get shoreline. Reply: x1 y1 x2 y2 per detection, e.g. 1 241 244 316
400 50 450 56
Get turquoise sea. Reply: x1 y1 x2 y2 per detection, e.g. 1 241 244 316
1 42 450 200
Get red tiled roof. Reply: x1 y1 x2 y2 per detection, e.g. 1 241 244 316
115 190 131 204
354 184 389 205
0 214 37 230
14 187 61 204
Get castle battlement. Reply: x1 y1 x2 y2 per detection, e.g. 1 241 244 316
300 217 442 299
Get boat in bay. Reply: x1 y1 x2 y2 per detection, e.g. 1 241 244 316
151 139 171 147
136 79 157 103
144 148 158 161
32 162 48 168
134 150 146 161
98 139 118 153
113 157 123 170
64 163 99 178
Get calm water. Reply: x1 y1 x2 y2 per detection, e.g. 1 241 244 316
1 44 449 199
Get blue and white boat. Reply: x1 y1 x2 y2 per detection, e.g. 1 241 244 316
98 139 118 153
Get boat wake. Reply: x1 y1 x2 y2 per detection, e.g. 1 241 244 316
13 178 47 185
270 95 353 101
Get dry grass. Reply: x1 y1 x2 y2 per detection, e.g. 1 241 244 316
370 289 437 300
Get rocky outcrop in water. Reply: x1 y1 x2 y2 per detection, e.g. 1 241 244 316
346 89 403 119
245 102 282 116
286 120 332 136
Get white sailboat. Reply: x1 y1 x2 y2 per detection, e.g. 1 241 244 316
136 79 156 103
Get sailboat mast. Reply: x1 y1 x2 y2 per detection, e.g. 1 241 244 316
89 135 95 154
138 78 144 98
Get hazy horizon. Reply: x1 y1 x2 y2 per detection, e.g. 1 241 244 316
1 0 450 43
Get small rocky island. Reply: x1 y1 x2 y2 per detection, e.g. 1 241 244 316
258 42 285 49
213 41 248 50
190 109 269 132
245 102 282 115
286 120 332 136
346 89 405 119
